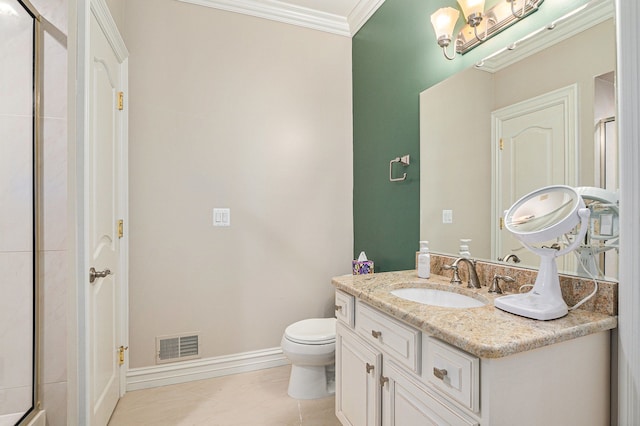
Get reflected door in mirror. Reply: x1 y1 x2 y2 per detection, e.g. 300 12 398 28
494 86 577 272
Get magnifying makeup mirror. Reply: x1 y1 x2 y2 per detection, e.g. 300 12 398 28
494 185 591 320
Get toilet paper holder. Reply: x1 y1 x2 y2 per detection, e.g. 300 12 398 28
389 155 410 182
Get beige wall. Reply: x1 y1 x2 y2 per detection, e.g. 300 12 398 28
123 0 353 368
420 19 616 260
420 68 494 258
105 0 125 34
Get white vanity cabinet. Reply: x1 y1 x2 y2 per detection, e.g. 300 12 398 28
335 291 477 426
382 358 477 426
334 290 611 426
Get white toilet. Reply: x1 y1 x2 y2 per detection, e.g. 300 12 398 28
281 317 336 400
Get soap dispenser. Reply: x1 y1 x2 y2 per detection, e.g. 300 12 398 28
417 241 430 279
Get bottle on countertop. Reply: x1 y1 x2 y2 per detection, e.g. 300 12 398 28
459 239 472 259
417 241 430 279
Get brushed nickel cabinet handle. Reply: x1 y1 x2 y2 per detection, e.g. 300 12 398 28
433 367 448 381
380 376 389 387
371 330 382 339
335 305 343 312
366 363 374 374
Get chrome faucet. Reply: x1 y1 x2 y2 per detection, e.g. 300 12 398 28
489 274 515 294
445 258 481 288
498 254 521 264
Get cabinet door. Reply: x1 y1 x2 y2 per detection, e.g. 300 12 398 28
336 323 382 426
382 359 478 426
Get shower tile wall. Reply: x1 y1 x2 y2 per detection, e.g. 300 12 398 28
32 0 68 425
0 3 36 419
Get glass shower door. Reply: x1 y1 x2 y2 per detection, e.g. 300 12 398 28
0 0 39 424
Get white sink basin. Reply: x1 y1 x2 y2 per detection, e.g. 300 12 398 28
391 288 486 308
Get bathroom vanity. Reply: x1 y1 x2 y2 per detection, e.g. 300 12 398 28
332 270 616 426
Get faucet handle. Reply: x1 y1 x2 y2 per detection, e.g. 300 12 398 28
489 274 515 294
443 264 462 285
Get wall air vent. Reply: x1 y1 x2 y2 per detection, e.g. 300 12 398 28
156 332 200 364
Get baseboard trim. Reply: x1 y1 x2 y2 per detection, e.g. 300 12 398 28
126 347 289 391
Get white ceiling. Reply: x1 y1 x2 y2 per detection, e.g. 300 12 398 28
177 0 386 36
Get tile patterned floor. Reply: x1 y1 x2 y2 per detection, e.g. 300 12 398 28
108 365 341 426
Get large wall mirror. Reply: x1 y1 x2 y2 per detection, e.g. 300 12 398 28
420 0 618 281
0 0 40 424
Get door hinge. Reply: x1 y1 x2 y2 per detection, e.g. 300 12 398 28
118 219 124 238
499 138 504 150
499 217 504 230
118 91 124 111
119 345 129 366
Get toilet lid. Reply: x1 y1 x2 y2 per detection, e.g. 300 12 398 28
285 318 336 345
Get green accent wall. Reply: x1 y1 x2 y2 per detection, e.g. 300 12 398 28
352 0 590 272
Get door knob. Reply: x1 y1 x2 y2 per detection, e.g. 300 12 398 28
89 267 112 283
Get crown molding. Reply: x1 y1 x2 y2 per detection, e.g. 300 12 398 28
348 0 386 36
177 0 385 37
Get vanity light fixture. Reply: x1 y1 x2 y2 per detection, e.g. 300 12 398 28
430 7 460 60
457 0 488 41
430 0 544 61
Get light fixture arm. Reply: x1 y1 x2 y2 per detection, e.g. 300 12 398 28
437 35 457 60
508 0 527 19
472 17 489 41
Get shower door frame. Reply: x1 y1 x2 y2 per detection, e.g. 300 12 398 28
6 0 43 424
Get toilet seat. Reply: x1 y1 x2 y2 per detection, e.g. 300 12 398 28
285 318 336 345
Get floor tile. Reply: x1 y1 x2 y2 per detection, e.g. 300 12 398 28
108 365 341 426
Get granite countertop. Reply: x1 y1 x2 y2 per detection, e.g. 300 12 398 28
332 270 617 359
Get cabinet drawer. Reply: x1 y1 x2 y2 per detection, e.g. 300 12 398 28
355 301 420 373
335 290 355 328
423 336 479 412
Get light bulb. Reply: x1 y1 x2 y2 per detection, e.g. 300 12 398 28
457 0 486 20
430 7 459 40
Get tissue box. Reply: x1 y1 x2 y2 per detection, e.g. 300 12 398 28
352 260 374 275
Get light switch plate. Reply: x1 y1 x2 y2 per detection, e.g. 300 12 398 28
213 208 230 227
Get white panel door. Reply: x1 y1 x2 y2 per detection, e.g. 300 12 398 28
499 105 565 267
88 11 123 425
492 86 577 270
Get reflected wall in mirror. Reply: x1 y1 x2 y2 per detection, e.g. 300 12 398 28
0 0 39 424
420 0 618 281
